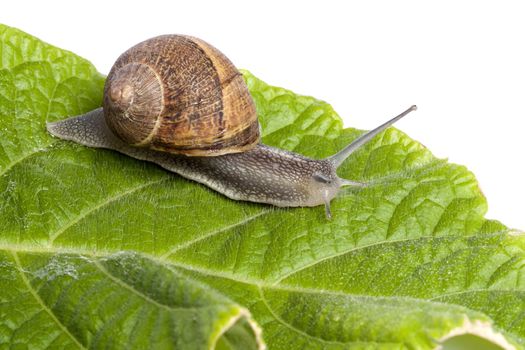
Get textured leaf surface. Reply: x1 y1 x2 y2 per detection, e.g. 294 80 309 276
1 24 524 349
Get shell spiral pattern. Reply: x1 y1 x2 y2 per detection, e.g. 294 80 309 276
103 35 260 156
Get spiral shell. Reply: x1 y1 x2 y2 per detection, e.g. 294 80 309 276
103 35 260 156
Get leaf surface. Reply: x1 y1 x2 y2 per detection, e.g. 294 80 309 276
0 24 523 349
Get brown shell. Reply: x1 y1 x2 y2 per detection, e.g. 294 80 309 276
103 35 259 156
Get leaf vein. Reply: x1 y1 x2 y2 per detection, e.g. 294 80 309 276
429 288 525 301
160 209 272 258
272 231 507 284
10 251 86 349
48 177 169 245
257 287 353 346
92 258 184 312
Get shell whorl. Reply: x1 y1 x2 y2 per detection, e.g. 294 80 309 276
103 35 260 156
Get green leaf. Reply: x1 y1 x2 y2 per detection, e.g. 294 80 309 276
0 251 261 349
0 24 523 349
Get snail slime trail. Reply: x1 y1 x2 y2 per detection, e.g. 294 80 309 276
46 34 417 219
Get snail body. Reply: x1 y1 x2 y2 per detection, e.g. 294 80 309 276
47 35 416 218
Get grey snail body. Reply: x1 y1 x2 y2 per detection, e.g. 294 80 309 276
46 35 416 218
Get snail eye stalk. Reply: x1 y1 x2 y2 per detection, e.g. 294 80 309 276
328 105 417 168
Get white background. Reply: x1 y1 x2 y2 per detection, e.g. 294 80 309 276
2 1 524 229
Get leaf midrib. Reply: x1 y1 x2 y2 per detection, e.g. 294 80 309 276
1 230 516 299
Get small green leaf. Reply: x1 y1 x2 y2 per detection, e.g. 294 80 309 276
1 24 524 349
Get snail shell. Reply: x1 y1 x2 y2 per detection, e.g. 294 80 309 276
104 35 259 156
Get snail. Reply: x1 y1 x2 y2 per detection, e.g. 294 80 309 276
46 35 416 219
